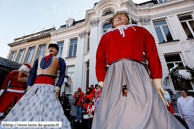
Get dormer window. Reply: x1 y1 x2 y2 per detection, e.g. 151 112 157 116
66 22 73 28
66 18 75 28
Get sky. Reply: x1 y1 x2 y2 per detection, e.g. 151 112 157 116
0 0 149 58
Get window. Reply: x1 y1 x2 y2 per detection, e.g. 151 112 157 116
65 66 75 93
164 54 193 90
153 20 173 43
132 20 137 25
16 49 25 63
103 23 111 33
66 18 75 28
56 42 64 57
24 47 35 63
35 44 46 60
66 22 73 28
154 0 169 4
178 14 194 38
87 32 90 52
86 62 90 90
164 54 184 70
68 39 77 57
8 51 16 61
102 11 114 16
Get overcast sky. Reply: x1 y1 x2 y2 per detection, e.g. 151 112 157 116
0 0 149 58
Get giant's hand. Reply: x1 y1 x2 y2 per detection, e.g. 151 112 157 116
152 79 166 106
98 81 104 87
0 90 4 96
53 86 60 99
26 86 32 92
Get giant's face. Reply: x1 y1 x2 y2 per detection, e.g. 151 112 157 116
49 47 58 56
113 14 128 28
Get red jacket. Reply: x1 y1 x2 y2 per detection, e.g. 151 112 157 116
84 92 94 109
1 71 26 91
74 91 84 106
92 88 95 97
96 26 162 81
87 105 94 118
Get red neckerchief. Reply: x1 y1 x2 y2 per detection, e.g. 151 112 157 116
44 54 53 62
19 72 28 77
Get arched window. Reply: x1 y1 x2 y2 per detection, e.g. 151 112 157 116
103 23 111 33
132 20 137 24
102 10 114 16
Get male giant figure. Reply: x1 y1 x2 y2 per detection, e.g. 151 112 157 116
2 43 71 129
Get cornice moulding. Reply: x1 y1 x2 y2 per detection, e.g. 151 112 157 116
8 33 51 47
151 0 189 9
151 6 194 19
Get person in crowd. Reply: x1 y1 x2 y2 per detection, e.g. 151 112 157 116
0 63 31 117
94 87 102 111
95 84 98 91
87 99 95 129
92 10 185 129
90 85 95 97
1 43 71 129
74 87 84 123
84 88 94 111
177 88 194 129
59 92 70 119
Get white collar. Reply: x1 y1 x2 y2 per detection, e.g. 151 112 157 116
104 24 144 37
180 96 193 101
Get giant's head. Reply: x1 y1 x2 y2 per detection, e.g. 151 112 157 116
48 43 59 56
18 63 31 73
110 11 130 28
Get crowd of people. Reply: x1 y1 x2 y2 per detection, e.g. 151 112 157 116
73 84 102 129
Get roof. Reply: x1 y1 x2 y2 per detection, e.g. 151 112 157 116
94 2 98 7
0 57 22 70
58 19 85 30
74 19 85 24
136 0 154 5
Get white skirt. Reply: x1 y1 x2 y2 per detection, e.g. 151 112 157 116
92 59 185 129
2 84 71 129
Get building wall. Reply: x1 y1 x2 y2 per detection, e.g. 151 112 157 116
148 0 194 93
7 36 51 67
50 0 194 94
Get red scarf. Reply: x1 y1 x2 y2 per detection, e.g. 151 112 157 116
19 72 28 77
44 54 53 62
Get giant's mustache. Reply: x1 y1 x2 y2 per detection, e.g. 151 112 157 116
49 50 53 52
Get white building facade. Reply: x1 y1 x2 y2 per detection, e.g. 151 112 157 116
50 0 194 95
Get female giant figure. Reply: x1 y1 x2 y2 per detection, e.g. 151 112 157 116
92 11 185 129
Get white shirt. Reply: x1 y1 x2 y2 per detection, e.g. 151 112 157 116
177 96 194 118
